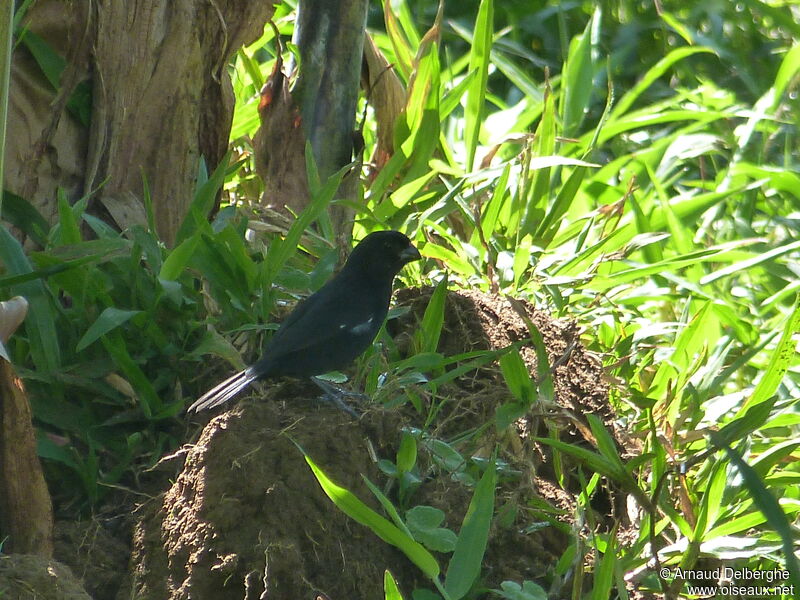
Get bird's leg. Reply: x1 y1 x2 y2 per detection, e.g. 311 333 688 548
310 377 367 417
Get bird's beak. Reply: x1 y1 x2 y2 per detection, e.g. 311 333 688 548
400 244 422 264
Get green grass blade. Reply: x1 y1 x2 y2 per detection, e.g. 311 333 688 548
299 445 440 580
262 150 351 287
709 433 800 589
0 0 11 218
100 330 161 418
464 0 493 171
362 476 415 538
159 233 201 281
0 224 60 371
76 307 142 352
518 88 555 240
383 0 415 79
692 457 727 540
610 46 715 119
55 190 83 246
444 457 496 599
737 295 800 415
772 42 800 103
1 190 50 245
384 570 404 600
586 414 625 472
591 524 617 600
560 8 598 139
648 301 712 409
499 347 534 404
699 239 800 285
175 152 232 245
414 273 447 354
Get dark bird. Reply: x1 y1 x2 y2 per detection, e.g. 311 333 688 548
188 230 421 413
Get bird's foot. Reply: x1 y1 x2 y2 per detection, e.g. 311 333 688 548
310 377 368 418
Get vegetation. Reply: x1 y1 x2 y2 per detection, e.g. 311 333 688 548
2 0 800 598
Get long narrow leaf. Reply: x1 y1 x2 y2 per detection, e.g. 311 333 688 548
709 433 800 589
445 458 496 599
415 274 448 353
464 0 493 171
0 225 60 371
299 445 440 580
76 308 142 352
737 295 800 415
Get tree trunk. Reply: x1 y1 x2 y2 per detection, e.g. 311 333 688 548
6 0 278 246
0 297 53 556
254 0 369 252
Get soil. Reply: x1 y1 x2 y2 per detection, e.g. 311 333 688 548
0 554 91 600
48 288 633 599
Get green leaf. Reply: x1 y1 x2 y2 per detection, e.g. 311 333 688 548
518 89 555 240
464 0 493 171
586 414 624 471
426 439 466 473
560 9 598 138
495 401 527 431
383 0 415 79
415 274 448 354
406 505 457 553
160 233 201 281
610 46 715 118
397 431 418 473
101 330 162 418
692 457 727 540
16 28 91 125
496 580 548 600
709 433 800 589
262 146 350 286
384 570 404 600
1 190 50 245
55 189 83 246
36 433 78 470
699 239 800 285
591 525 617 600
0 225 61 372
299 445 440 580
17 27 64 90
737 295 800 415
362 476 415 538
175 152 232 245
771 41 800 108
76 307 142 352
499 348 534 404
445 458 496 599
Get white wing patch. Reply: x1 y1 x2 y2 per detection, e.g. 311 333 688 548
350 316 374 335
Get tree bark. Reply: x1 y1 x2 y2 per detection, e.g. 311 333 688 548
0 297 53 556
292 0 368 182
5 0 278 246
87 0 277 245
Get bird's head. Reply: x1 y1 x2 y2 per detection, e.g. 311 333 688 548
344 230 421 281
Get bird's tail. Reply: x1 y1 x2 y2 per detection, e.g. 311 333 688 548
188 367 259 412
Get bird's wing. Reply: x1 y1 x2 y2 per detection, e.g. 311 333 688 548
263 271 388 359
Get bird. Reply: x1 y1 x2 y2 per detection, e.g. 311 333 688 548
188 230 421 413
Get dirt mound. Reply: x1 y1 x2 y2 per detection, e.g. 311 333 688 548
0 554 91 600
132 392 419 599
53 520 131 600
130 289 626 599
393 287 613 431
